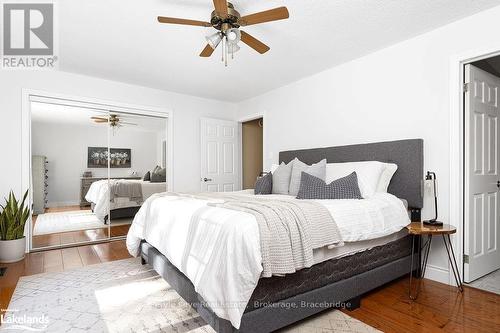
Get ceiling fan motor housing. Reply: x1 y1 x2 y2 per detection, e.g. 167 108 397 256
210 2 240 30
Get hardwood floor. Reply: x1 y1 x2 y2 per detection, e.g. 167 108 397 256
31 205 131 248
0 240 131 315
342 278 500 332
1 240 499 332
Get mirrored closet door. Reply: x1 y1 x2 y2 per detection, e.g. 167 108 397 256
30 101 169 250
31 102 111 250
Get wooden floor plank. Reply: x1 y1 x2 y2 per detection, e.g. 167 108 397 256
61 247 83 270
43 249 63 273
77 245 101 266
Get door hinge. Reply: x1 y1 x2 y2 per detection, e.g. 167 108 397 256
463 254 469 264
463 82 470 93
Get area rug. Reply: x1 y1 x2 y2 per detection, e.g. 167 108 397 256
33 211 133 236
2 258 380 333
33 210 105 235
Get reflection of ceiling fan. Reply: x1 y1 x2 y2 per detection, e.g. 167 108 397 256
157 1 289 66
91 115 138 128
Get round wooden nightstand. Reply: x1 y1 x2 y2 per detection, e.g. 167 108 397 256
406 222 464 300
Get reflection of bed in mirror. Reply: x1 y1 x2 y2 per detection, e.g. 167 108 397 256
85 179 167 223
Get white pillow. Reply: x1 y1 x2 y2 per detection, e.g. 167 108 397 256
270 164 280 173
325 161 385 198
376 163 398 193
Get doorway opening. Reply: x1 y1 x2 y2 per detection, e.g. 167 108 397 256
241 118 263 190
463 55 500 295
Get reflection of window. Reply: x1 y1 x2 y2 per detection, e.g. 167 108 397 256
162 140 167 168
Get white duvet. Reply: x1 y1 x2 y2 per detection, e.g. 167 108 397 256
85 179 167 221
126 192 409 328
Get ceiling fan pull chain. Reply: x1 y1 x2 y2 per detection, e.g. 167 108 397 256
225 36 228 67
221 35 224 63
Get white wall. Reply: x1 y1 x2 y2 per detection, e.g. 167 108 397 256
32 122 160 206
236 5 500 284
0 70 236 199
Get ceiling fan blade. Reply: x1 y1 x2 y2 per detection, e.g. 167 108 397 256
94 120 108 123
200 44 216 57
240 31 270 54
213 0 228 17
238 7 289 27
157 16 212 27
91 116 107 121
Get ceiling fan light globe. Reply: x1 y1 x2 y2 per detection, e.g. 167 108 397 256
227 43 240 53
226 28 241 44
205 32 222 49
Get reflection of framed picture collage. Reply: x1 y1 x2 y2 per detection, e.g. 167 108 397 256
87 147 131 168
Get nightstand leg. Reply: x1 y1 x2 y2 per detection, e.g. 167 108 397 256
442 234 464 292
409 235 417 299
409 235 432 300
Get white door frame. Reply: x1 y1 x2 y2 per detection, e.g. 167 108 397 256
22 89 174 252
449 46 500 285
237 112 266 190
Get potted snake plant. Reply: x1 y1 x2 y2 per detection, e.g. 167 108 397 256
0 190 30 263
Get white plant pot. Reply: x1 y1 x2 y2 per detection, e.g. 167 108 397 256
0 237 26 263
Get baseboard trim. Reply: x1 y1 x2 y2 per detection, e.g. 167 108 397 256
46 201 80 208
424 264 450 285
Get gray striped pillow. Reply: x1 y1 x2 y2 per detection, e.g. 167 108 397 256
296 171 363 200
254 172 272 195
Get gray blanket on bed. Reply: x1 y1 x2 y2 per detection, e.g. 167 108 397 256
180 193 344 277
110 180 143 204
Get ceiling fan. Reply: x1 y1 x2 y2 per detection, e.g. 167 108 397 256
157 1 289 66
91 114 138 128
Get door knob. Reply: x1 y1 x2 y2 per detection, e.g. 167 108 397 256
203 178 213 182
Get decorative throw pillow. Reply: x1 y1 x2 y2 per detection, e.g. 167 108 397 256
296 172 363 200
151 167 166 183
143 171 151 181
254 172 272 195
272 161 293 194
289 158 327 196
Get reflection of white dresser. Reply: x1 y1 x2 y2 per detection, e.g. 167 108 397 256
32 155 48 215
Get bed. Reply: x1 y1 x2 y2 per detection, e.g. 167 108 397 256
85 179 166 222
127 139 424 333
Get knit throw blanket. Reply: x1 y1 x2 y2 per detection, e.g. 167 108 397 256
110 180 143 204
179 193 344 277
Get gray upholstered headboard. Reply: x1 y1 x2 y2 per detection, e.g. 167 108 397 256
279 139 423 209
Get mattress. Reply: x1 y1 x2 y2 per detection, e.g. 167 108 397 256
312 228 408 264
247 233 413 311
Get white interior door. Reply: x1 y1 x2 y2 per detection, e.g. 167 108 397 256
200 118 239 192
465 64 500 282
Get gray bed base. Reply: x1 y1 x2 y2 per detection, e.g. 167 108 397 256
141 241 418 332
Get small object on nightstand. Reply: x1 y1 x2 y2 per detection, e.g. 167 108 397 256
406 222 463 300
83 171 92 178
423 171 443 226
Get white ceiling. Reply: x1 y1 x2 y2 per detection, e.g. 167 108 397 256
31 102 166 132
58 0 500 102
